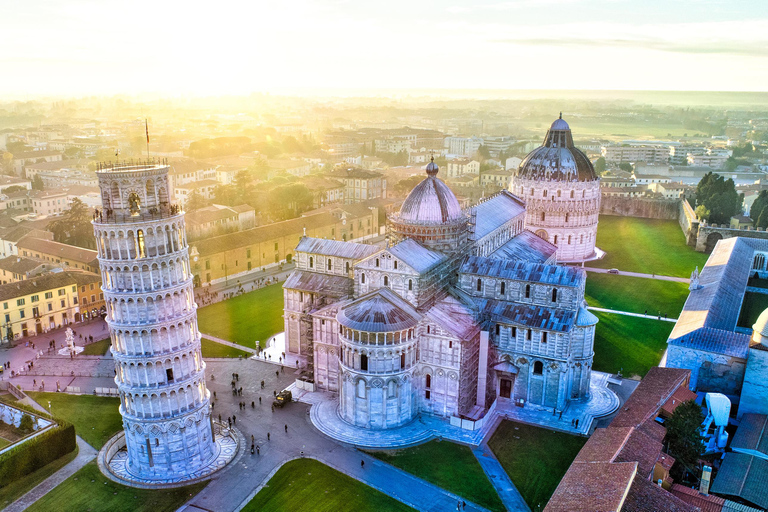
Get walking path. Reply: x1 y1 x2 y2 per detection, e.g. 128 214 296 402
4 436 97 512
200 333 258 354
583 267 690 283
472 441 531 512
587 306 678 323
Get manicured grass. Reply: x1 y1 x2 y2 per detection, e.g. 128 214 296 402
0 447 78 508
585 273 690 317
488 421 586 510
25 460 206 512
197 284 284 348
738 292 768 328
81 338 112 356
27 393 122 450
241 458 414 512
367 440 505 512
0 393 18 405
201 338 253 358
591 215 708 277
0 436 9 449
592 312 674 378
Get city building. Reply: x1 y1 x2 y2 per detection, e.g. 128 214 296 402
480 169 514 189
11 150 63 175
328 168 387 204
511 116 601 262
268 159 312 177
0 176 32 193
445 159 480 178
445 136 484 157
185 204 256 240
601 144 669 165
0 255 56 284
173 180 218 207
688 149 731 169
17 237 99 272
284 155 595 431
0 227 52 258
94 162 218 483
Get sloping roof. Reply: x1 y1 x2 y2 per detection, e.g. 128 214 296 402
388 239 446 273
0 226 52 244
337 287 420 332
471 190 526 240
544 461 638 512
0 256 46 274
186 206 239 225
17 237 98 265
731 413 768 459
461 256 584 287
611 367 691 429
576 306 599 326
621 476 700 512
0 271 81 301
668 327 749 359
670 484 725 512
488 230 557 263
295 237 380 260
710 452 768 509
283 270 352 298
478 299 576 332
661 386 699 417
425 293 480 341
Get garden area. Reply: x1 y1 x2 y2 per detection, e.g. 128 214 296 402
197 284 284 348
25 460 207 512
27 393 122 450
585 273 690 317
81 338 112 356
241 458 414 512
366 440 504 512
488 421 586 511
591 215 708 277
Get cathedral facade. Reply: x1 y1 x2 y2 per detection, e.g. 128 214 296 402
284 117 598 429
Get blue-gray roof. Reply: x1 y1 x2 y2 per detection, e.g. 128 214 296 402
337 287 421 332
477 298 575 332
489 230 557 263
731 413 768 458
711 452 768 510
283 270 352 298
668 327 749 359
295 237 380 260
461 256 584 287
388 239 446 273
471 191 526 241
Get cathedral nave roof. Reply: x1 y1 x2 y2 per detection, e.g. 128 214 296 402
470 190 526 241
488 230 557 263
387 238 447 274
478 299 576 333
424 293 481 341
295 237 380 260
461 256 584 288
283 270 353 298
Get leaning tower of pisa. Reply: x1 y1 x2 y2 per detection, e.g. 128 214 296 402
94 161 215 480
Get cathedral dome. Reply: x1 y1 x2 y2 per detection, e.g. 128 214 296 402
338 292 420 332
398 158 463 224
517 114 598 182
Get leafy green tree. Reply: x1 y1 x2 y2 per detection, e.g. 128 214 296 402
665 399 705 478
64 147 85 159
18 414 34 433
267 183 313 220
750 191 768 220
594 157 606 175
694 205 710 221
394 175 424 197
2 185 27 194
234 170 255 204
47 198 95 249
758 208 768 230
696 172 743 224
619 162 633 173
31 174 44 191
477 145 491 160
213 184 238 206
185 189 208 212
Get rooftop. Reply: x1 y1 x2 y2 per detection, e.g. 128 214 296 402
387 239 446 273
488 230 557 263
337 287 421 332
283 270 353 298
17 237 98 266
295 237 380 260
471 190 526 240
0 270 99 302
461 255 584 287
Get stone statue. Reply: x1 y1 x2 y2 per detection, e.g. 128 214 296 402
66 327 75 352
690 266 701 291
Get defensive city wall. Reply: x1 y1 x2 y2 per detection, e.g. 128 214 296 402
678 198 768 252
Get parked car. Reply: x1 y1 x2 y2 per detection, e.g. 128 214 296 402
608 268 620 274
273 390 292 408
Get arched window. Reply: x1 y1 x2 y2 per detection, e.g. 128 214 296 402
383 275 389 286
568 235 572 244
543 190 548 197
527 329 532 341
582 190 585 198
557 190 561 197
425 374 431 388
500 282 505 295
552 288 558 302
533 361 543 375
525 285 530 298
570 190 574 198
408 279 413 291
541 212 546 222
136 230 146 258
477 279 483 292
360 354 368 371
361 273 366 284
327 258 332 270
394 261 398 270
400 353 405 369
309 256 313 269
530 188 534 196
375 258 380 267
542 332 548 343
345 262 350 273
554 235 558 245
565 213 569 223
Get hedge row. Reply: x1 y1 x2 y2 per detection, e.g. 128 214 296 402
0 412 76 487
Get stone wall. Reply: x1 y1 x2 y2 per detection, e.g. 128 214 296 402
738 348 768 418
679 199 699 246
696 224 768 252
600 196 680 220
666 345 746 396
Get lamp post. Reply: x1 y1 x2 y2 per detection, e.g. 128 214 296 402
48 401 51 416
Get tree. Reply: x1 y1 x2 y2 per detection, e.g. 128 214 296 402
695 172 743 224
619 162 633 173
477 145 491 160
234 170 255 204
2 185 27 194
394 175 424 197
47 198 95 249
64 147 85 159
665 399 705 478
267 183 313 220
185 190 207 212
18 413 34 433
594 157 606 175
213 184 238 206
694 205 710 221
31 174 44 191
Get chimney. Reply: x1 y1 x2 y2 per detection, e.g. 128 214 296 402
700 465 712 495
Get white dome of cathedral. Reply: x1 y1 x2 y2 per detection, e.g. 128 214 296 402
752 307 768 347
398 158 463 224
518 115 598 182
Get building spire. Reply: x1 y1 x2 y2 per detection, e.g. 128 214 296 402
559 111 562 119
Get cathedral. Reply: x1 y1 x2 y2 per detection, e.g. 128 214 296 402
284 117 599 429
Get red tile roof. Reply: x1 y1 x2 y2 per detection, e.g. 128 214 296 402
670 484 724 512
545 461 638 512
612 367 691 429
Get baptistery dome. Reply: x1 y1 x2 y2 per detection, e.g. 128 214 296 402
398 158 463 224
518 115 598 182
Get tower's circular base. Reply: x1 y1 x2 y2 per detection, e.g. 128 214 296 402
97 421 243 489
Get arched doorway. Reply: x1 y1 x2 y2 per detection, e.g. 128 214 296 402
286 254 292 263
535 229 548 241
705 232 723 253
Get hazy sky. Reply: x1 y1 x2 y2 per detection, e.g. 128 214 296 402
3 0 768 97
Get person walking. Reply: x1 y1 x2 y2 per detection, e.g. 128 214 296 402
227 417 231 428
284 424 288 433
267 432 270 441
361 460 365 469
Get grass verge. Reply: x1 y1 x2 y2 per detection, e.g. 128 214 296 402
25 460 206 512
0 447 78 508
241 458 414 512
488 421 586 511
80 339 112 356
197 284 284 348
367 440 504 512
27 393 122 450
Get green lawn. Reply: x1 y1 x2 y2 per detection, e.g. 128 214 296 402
367 440 504 512
738 292 768 328
241 458 414 512
25 461 206 512
81 338 112 356
592 215 708 277
28 393 122 450
592 312 674 378
488 421 586 510
585 273 690 317
0 436 9 449
201 338 253 358
197 284 284 348
0 448 78 508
